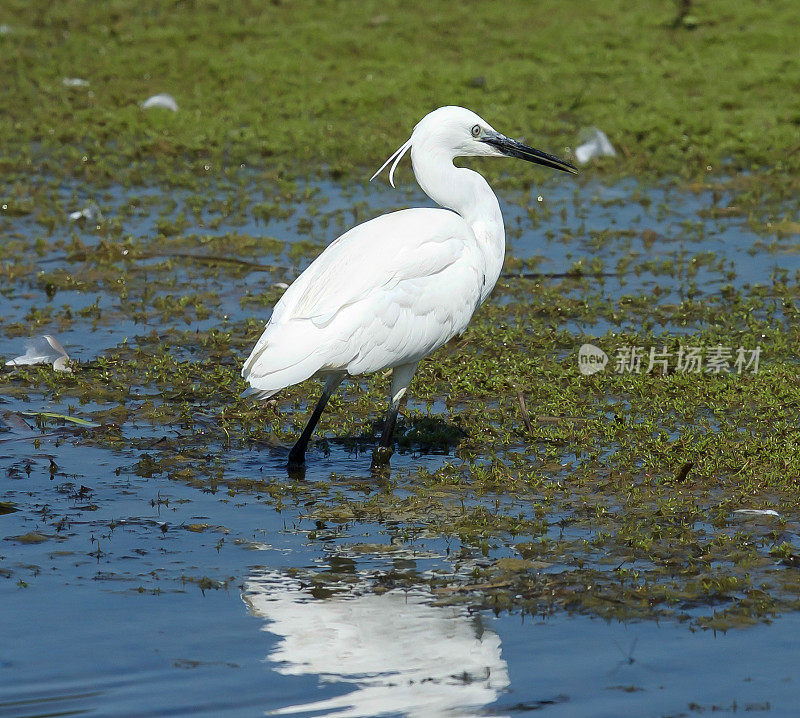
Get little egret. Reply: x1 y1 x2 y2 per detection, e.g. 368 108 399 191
242 106 577 468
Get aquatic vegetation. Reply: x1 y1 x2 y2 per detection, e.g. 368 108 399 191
2 2 800 636
1 170 800 629
1 1 800 192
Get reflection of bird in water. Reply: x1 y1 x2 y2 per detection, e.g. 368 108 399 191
243 570 510 718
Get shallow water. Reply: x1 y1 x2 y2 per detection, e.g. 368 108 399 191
2 173 800 715
3 172 798 363
3 429 799 717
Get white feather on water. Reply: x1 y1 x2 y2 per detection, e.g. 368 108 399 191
575 127 616 164
5 335 71 372
140 93 179 112
733 509 780 518
68 202 103 222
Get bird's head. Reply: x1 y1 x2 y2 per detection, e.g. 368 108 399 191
371 106 577 187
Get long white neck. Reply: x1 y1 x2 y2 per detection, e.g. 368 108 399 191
411 146 505 302
411 145 503 227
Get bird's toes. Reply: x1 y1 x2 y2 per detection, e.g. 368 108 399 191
286 462 307 480
371 445 394 470
286 450 307 473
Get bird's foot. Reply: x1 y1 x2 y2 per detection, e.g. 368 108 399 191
286 447 307 476
371 445 394 471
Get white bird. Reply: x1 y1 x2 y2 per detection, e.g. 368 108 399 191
242 106 576 469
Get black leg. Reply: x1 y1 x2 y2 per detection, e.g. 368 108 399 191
379 403 400 448
287 375 343 470
371 362 418 470
371 401 400 469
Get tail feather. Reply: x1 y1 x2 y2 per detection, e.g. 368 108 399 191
240 386 279 401
242 338 327 400
243 354 324 397
242 321 332 400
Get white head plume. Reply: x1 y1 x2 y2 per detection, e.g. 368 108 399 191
370 137 412 188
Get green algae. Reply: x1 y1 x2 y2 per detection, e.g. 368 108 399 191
1 2 800 628
4 255 800 626
1 1 800 190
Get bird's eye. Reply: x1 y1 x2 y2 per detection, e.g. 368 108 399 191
471 124 481 137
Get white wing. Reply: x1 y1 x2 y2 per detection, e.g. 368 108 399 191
242 208 484 397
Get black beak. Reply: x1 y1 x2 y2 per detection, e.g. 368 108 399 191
481 133 578 175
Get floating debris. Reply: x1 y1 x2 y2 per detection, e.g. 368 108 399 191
62 77 89 87
575 127 616 164
272 282 290 290
20 411 100 428
0 410 33 434
5 335 71 372
68 201 103 222
733 509 780 518
4 532 50 544
0 24 12 35
141 93 179 112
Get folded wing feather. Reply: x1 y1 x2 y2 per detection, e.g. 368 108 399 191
242 208 481 396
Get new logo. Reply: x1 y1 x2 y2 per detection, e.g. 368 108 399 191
578 344 608 375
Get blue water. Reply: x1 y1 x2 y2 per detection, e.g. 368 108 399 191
3 173 798 364
2 415 800 716
2 174 800 716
